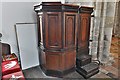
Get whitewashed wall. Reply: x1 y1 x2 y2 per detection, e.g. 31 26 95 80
1 2 39 70
2 2 37 52
1 0 65 70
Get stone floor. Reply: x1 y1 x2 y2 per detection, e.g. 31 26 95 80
23 64 119 79
22 36 119 79
91 36 119 79
92 65 119 79
23 66 84 79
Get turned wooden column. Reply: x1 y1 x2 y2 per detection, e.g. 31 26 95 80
34 2 78 77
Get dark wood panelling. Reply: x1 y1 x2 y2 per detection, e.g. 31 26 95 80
37 14 40 46
65 51 76 70
45 12 62 50
41 51 76 71
77 7 93 56
64 13 76 48
46 52 60 70
34 2 83 77
78 14 90 48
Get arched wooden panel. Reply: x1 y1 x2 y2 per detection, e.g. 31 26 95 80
80 17 88 47
45 12 62 50
65 13 76 48
78 14 90 48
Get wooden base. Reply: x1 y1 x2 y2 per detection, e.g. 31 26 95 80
39 50 76 77
40 65 75 77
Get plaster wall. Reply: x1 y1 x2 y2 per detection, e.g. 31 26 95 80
1 0 65 70
1 2 39 69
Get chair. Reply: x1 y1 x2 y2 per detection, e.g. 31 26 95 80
0 33 11 55
1 42 25 79
0 43 11 55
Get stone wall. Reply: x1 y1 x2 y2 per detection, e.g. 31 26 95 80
99 2 116 63
65 0 118 64
113 2 120 37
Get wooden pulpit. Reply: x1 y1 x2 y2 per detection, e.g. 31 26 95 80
34 2 97 78
34 2 79 77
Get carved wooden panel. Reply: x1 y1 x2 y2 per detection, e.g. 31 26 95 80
65 51 76 69
64 13 76 48
45 12 62 49
45 51 76 71
78 14 90 48
46 52 60 70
